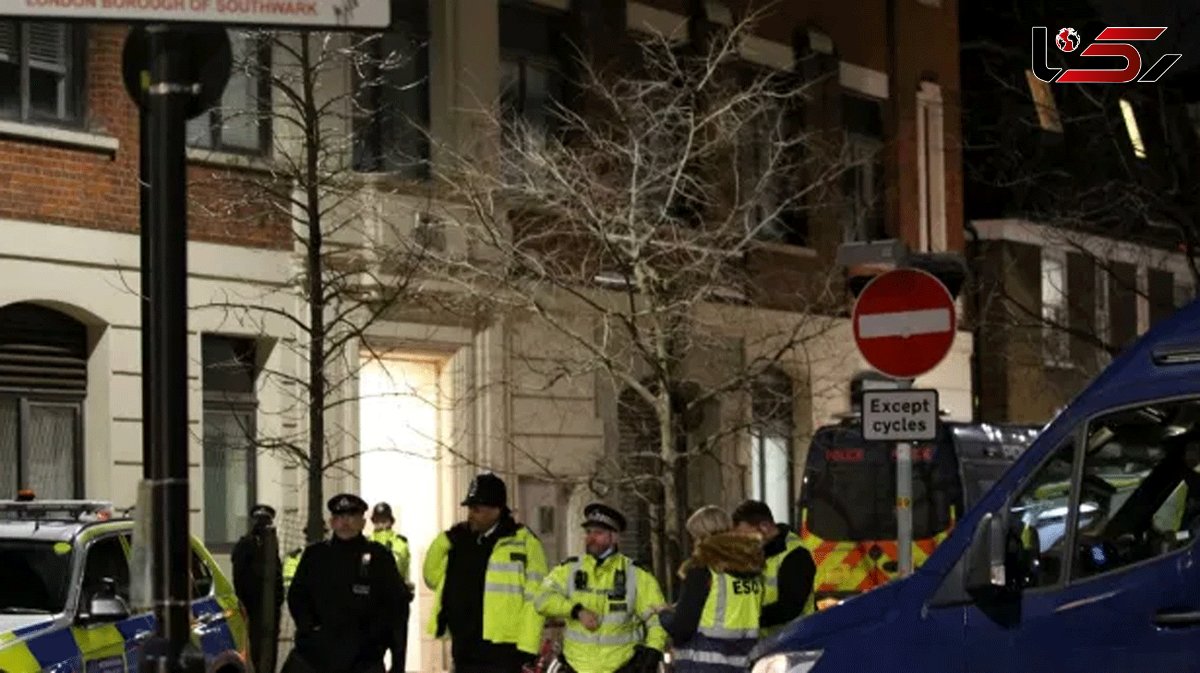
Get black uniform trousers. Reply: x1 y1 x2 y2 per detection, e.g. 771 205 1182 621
386 598 410 673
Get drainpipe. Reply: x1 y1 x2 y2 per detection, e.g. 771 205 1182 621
965 221 982 422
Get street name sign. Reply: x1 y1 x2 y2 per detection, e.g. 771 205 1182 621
852 267 957 379
0 0 389 28
862 389 939 442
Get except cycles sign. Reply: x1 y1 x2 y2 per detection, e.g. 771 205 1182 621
862 389 939 442
0 0 389 27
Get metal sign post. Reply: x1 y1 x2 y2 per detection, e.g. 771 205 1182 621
862 388 939 577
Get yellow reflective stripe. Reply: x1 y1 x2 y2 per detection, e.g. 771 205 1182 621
0 640 41 672
72 623 125 660
674 649 749 667
564 628 639 646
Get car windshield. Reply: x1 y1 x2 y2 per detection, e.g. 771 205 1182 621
806 446 950 541
0 539 73 614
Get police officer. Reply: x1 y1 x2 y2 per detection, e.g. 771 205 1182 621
286 494 408 673
371 502 413 673
231 503 283 673
731 500 816 634
537 503 668 673
423 473 548 673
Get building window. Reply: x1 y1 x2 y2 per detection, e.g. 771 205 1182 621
1094 262 1111 368
0 22 84 126
1119 98 1146 160
750 368 794 525
617 386 661 570
187 31 270 155
1024 69 1063 133
499 1 568 152
744 68 809 248
842 93 885 243
916 81 946 252
0 303 86 500
352 0 430 177
202 336 258 550
1041 250 1070 366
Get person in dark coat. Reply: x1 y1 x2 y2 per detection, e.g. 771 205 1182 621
286 493 409 673
231 503 283 673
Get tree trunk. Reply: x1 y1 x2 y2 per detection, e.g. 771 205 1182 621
300 31 328 545
656 389 678 597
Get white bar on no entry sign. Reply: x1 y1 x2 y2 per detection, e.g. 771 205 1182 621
858 308 951 339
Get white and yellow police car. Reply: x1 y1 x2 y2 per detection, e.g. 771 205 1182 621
0 497 250 673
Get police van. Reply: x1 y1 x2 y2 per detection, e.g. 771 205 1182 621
0 499 250 673
751 300 1200 673
798 420 1041 607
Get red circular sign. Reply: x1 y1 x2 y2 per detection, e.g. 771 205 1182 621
852 268 957 379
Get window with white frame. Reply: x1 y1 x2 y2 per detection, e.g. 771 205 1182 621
202 336 258 550
842 93 885 243
1042 250 1070 366
750 369 794 525
916 81 946 252
0 22 84 126
187 31 270 155
742 69 809 248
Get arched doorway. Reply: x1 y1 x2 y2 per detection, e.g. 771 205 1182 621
0 302 88 499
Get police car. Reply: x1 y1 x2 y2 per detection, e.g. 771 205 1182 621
0 497 250 673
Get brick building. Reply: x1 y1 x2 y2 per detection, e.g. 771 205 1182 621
0 2 963 669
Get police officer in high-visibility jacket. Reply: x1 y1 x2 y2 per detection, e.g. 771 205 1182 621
371 502 413 673
423 473 548 673
283 547 303 591
731 500 815 634
537 503 668 673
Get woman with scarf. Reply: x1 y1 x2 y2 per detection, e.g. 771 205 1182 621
658 506 765 673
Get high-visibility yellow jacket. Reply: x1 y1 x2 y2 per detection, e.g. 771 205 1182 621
371 528 412 586
673 569 764 673
762 531 814 636
537 552 668 673
423 523 548 654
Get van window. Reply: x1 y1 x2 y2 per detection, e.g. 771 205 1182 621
807 449 949 540
80 535 131 606
1007 440 1076 588
1070 398 1200 580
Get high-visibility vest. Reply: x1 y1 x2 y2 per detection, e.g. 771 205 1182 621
761 532 814 636
371 529 411 585
282 549 303 591
672 569 763 673
536 552 668 673
423 526 548 654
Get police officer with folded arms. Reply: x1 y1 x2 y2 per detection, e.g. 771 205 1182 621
286 494 409 673
423 473 549 673
537 503 668 673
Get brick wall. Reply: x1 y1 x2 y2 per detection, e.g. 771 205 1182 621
0 24 289 249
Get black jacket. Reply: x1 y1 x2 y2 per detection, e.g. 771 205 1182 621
287 534 406 673
761 524 816 629
231 526 284 623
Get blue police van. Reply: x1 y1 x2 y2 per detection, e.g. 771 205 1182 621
751 300 1200 673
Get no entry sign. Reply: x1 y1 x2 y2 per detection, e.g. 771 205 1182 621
852 268 956 379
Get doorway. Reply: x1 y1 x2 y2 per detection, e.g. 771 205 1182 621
359 354 442 672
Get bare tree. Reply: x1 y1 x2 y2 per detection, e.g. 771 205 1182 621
192 29 437 544
428 11 851 585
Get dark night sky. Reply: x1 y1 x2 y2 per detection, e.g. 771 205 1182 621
1086 0 1200 75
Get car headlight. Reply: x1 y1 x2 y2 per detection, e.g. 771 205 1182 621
751 651 823 673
